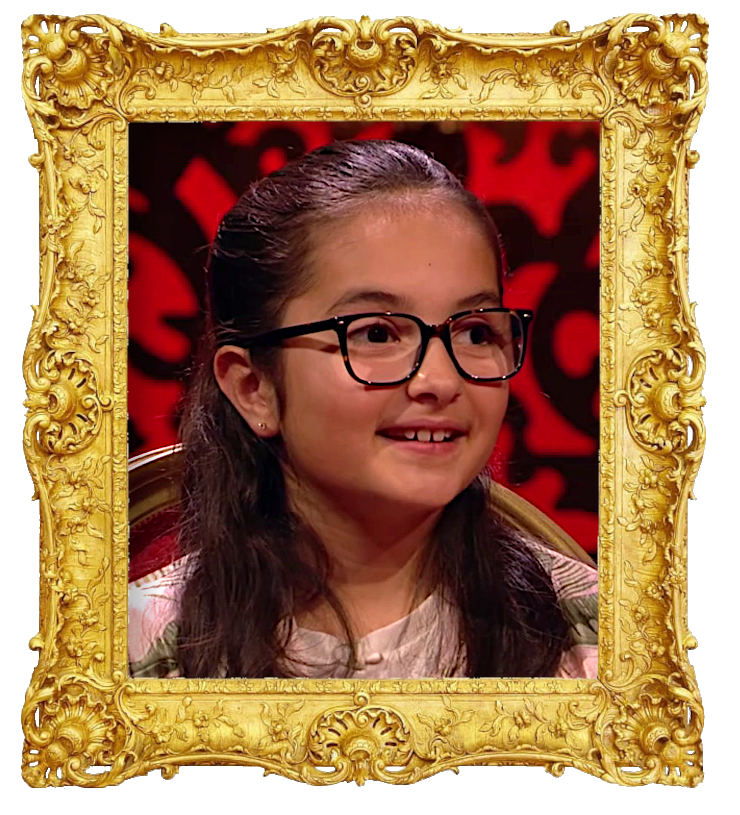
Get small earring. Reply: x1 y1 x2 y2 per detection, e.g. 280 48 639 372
257 422 266 430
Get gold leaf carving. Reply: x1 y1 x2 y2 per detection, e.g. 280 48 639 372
259 700 305 757
310 17 418 105
25 351 107 455
420 51 467 99
417 695 473 756
22 677 125 787
306 692 422 785
131 56 247 105
479 50 599 105
613 15 708 110
604 682 702 785
618 349 705 455
22 16 128 115
253 52 306 99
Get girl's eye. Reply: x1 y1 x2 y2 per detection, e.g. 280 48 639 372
469 325 495 344
366 325 392 343
347 320 400 344
455 323 499 345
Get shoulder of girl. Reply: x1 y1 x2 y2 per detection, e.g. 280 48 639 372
523 538 598 645
129 553 193 591
522 538 597 597
128 555 192 677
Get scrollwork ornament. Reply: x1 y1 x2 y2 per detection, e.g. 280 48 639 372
22 16 129 118
22 676 127 787
306 692 423 784
24 350 110 456
602 683 703 786
617 348 705 456
610 14 708 119
125 52 248 110
310 17 418 106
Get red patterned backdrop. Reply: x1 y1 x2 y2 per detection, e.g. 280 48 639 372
129 120 600 555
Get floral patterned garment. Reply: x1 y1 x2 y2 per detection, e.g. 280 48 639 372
129 541 598 680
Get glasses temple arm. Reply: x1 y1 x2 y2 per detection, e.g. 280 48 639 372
238 316 341 348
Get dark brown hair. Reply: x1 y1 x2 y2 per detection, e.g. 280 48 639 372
176 139 569 678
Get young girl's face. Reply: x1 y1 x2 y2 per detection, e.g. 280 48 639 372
274 198 509 519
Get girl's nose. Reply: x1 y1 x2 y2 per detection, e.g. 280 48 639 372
405 337 463 404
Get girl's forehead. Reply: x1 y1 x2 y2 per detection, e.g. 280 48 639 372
296 202 501 316
309 198 496 265
321 192 481 235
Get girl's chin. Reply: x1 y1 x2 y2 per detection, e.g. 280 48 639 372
375 480 466 513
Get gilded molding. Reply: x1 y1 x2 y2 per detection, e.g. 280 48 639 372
20 13 708 787
612 14 708 113
310 18 419 103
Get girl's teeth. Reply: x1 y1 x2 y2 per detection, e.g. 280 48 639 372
394 429 456 442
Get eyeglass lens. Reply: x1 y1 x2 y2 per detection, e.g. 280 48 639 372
345 312 523 382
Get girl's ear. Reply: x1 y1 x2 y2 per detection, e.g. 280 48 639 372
213 346 280 437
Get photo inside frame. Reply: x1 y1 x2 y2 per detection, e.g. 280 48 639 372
128 120 599 578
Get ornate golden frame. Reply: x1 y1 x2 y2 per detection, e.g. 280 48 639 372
20 13 708 787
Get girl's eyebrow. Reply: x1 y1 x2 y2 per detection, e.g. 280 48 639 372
456 290 502 309
326 289 501 315
325 289 411 314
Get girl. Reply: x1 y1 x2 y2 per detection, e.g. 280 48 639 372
128 139 598 680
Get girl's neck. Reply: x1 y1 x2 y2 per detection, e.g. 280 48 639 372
288 480 441 638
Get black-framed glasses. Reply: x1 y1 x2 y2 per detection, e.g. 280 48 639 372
231 308 533 386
